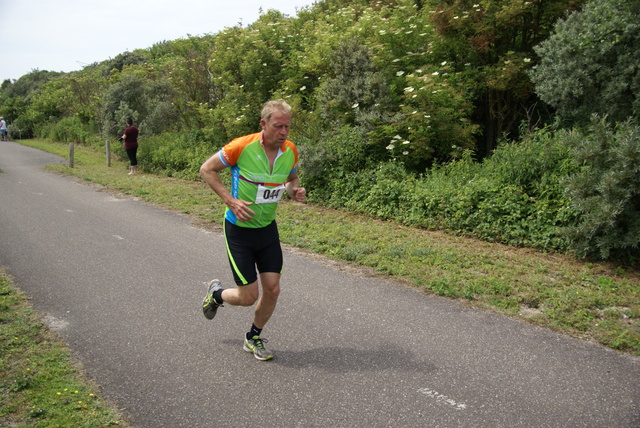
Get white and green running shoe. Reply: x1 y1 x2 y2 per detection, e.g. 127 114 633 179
243 336 273 361
202 279 224 320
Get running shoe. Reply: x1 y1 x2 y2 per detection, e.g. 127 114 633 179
243 336 273 361
202 279 224 320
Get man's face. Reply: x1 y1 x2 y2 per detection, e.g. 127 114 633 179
261 111 291 148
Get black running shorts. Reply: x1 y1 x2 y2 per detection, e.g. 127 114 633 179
224 219 283 286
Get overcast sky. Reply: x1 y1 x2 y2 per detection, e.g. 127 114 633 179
0 0 311 82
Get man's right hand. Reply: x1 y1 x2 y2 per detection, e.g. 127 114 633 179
228 199 255 222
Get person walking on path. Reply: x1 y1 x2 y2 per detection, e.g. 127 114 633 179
120 118 139 174
199 100 306 361
0 117 8 141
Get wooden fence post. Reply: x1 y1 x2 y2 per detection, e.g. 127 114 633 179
69 142 74 168
106 139 111 167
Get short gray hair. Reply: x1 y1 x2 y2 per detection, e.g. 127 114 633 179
261 100 292 122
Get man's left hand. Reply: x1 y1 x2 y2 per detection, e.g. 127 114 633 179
291 187 306 203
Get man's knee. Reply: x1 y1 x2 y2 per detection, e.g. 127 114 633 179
236 283 259 306
263 283 280 301
260 273 281 300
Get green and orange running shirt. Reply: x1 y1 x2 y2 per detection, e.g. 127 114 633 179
218 132 299 228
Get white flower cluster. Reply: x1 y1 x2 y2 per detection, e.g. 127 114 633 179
386 134 411 155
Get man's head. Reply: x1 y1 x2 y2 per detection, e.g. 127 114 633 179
260 100 291 148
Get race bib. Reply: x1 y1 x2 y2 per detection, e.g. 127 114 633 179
255 184 286 204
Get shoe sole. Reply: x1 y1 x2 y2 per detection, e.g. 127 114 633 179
202 303 218 320
202 280 223 320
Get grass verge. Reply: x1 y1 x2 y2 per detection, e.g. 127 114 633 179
0 269 130 427
12 139 640 355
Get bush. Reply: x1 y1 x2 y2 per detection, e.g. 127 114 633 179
48 116 100 146
298 124 386 203
143 101 180 135
7 119 32 139
560 116 640 262
358 161 417 220
309 126 579 252
138 130 217 180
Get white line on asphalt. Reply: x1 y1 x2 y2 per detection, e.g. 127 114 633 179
417 388 468 410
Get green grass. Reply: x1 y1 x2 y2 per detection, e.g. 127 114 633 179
0 269 130 427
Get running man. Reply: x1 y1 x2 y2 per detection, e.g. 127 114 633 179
200 100 306 360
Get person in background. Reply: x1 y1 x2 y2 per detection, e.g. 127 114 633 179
0 117 8 141
199 100 306 361
120 118 139 174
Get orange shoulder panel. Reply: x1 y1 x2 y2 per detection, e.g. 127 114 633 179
220 132 262 166
283 140 299 167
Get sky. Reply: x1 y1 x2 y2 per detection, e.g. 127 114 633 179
0 0 312 82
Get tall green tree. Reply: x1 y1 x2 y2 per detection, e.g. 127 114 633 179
316 38 393 128
162 35 217 126
0 70 63 138
100 74 147 138
427 0 587 154
530 0 640 126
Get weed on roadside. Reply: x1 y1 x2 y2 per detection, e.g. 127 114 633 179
0 270 130 427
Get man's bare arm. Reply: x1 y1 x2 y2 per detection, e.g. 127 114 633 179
200 153 255 222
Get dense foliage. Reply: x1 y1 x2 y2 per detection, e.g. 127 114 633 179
561 116 640 261
530 0 640 126
1 0 638 262
309 126 579 251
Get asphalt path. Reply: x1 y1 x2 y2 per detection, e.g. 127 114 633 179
1 140 639 427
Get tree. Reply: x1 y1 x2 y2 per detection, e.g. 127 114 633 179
561 116 640 262
427 0 587 155
316 38 393 129
0 70 63 137
100 74 147 138
100 51 148 77
530 0 640 126
163 36 217 108
389 63 479 170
